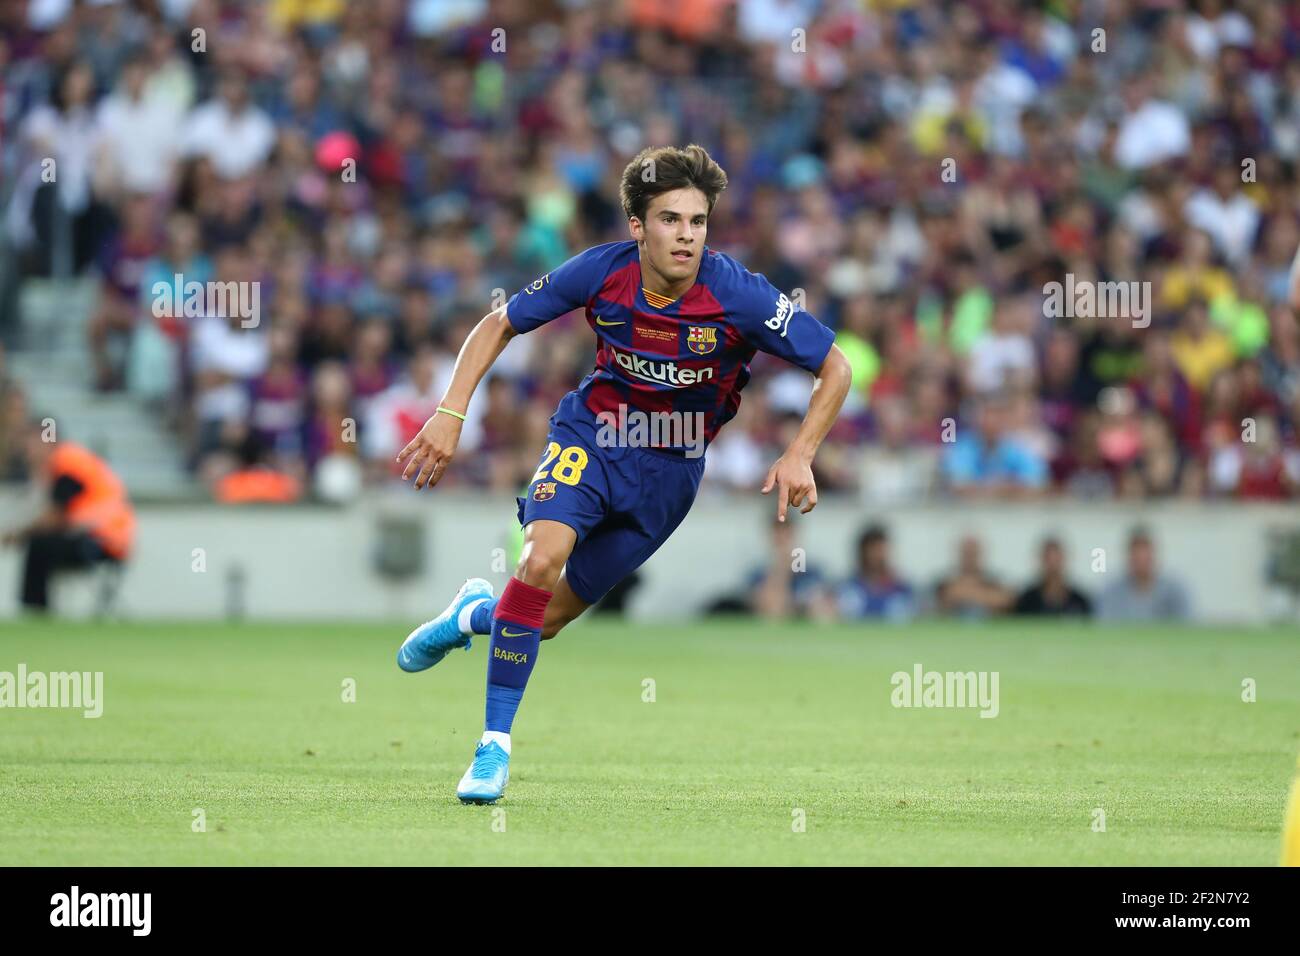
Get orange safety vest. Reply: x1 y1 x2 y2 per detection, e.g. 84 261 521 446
46 443 135 560
215 468 302 504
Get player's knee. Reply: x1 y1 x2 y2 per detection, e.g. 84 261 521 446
514 547 566 590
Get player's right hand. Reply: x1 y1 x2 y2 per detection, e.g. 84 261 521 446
397 411 462 490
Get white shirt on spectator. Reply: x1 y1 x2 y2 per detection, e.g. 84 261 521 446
1184 188 1260 265
364 360 486 462
766 367 815 415
20 105 98 212
860 446 940 505
703 427 767 491
974 62 1037 156
182 99 275 179
1114 99 1191 170
192 315 269 422
967 332 1036 393
97 89 185 194
1184 12 1254 61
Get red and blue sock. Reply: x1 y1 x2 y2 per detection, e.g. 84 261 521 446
484 578 550 734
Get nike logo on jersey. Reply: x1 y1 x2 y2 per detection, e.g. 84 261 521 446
595 316 625 327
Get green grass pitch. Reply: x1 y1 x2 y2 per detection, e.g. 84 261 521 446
1 618 1296 865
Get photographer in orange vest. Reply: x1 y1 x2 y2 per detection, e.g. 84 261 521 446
1 422 135 611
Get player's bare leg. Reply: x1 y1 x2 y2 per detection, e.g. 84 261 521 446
541 572 590 639
398 520 588 673
458 519 576 803
513 519 575 589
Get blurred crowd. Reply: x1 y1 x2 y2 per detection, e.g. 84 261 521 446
711 518 1190 621
3 0 1300 503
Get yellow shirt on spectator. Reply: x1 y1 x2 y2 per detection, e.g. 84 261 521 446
270 0 344 29
1170 329 1235 391
1160 266 1235 310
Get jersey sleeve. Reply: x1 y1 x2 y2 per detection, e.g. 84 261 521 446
506 244 614 333
731 270 836 373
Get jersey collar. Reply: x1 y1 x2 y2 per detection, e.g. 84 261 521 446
639 245 711 310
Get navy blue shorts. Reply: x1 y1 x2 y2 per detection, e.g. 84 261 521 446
516 403 706 605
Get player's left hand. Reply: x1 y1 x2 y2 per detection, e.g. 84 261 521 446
761 453 817 522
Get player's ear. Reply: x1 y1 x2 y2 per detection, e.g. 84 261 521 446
628 217 643 242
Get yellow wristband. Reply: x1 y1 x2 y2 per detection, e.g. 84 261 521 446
436 406 467 422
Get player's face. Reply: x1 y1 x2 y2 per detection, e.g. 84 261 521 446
632 188 709 289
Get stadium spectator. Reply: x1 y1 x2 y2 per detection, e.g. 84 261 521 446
190 251 270 466
93 53 184 199
212 429 303 505
131 210 211 400
180 69 275 181
1097 527 1191 621
1012 537 1093 617
1113 71 1191 170
1171 299 1236 393
943 392 1048 499
1207 413 1300 500
934 534 1014 618
0 356 28 482
86 192 158 391
705 513 833 620
750 514 834 621
13 58 111 275
836 523 914 621
1 424 134 612
965 296 1037 395
859 394 940 505
364 340 482 473
0 1 1297 506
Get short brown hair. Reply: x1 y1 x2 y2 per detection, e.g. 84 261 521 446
619 144 728 223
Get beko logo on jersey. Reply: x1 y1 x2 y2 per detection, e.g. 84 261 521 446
765 292 795 337
610 347 715 387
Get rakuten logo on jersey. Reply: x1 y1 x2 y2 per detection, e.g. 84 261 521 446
610 347 715 387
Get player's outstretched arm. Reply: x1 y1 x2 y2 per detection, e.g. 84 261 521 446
761 343 852 521
398 305 516 490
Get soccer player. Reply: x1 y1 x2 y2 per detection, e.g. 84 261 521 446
395 145 852 803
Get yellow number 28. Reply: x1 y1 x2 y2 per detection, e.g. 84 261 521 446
533 443 589 486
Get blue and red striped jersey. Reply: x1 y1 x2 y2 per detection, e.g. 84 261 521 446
505 240 835 449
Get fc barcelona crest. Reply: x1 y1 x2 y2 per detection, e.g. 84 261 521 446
533 481 557 501
687 325 718 355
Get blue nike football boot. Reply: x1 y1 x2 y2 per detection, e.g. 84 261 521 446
457 740 510 804
396 578 494 672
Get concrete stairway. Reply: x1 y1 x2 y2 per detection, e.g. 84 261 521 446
9 277 197 500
